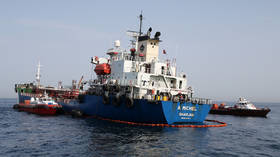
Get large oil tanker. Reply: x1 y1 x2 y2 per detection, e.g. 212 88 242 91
15 14 212 124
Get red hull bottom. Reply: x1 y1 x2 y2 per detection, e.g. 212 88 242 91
16 104 60 115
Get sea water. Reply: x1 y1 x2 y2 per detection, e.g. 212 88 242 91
0 98 279 157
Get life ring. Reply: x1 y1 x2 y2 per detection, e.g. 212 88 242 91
125 97 134 108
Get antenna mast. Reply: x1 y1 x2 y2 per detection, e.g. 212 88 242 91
139 12 143 35
36 61 41 87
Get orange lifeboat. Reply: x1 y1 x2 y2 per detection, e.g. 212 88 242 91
94 63 111 75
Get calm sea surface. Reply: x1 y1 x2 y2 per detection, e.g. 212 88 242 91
0 98 279 157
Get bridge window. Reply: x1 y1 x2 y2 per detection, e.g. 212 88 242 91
179 81 182 89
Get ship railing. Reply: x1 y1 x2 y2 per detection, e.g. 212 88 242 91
190 97 212 105
119 79 138 86
156 59 176 66
161 69 172 76
123 55 145 62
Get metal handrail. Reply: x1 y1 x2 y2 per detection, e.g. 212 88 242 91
190 97 212 104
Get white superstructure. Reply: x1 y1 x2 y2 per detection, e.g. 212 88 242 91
90 15 193 102
30 96 58 105
234 98 257 110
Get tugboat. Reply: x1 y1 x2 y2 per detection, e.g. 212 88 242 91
210 98 271 117
59 14 212 125
14 94 62 115
14 62 75 115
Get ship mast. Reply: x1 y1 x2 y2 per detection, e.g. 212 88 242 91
139 12 143 35
126 13 143 51
36 61 41 87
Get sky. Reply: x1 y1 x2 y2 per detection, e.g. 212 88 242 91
0 0 279 102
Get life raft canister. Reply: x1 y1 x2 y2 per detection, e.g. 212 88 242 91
94 63 111 75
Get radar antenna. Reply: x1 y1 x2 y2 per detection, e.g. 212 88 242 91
126 30 139 48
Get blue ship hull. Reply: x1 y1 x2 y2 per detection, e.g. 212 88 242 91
60 95 211 124
18 94 211 124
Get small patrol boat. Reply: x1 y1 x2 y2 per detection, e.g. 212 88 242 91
14 61 72 115
210 98 270 117
14 95 62 115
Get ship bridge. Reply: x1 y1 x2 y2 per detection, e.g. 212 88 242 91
102 29 189 99
90 15 191 100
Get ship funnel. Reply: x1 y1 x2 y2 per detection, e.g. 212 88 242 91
114 40 120 48
154 32 161 39
147 27 152 37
